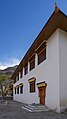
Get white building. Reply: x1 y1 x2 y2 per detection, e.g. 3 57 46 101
11 7 67 112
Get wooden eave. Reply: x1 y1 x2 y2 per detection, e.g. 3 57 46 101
11 9 67 79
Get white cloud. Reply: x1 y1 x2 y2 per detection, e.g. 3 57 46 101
0 58 20 70
0 65 7 70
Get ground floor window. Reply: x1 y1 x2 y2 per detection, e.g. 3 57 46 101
28 78 36 93
17 86 19 94
20 85 23 94
15 88 16 94
29 81 35 93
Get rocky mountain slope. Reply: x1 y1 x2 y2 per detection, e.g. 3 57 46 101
0 65 18 76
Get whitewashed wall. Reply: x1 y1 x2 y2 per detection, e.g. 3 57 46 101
59 29 67 112
13 29 62 112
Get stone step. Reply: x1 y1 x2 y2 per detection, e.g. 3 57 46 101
33 108 49 112
25 105 33 110
27 104 48 109
22 106 33 112
22 104 50 112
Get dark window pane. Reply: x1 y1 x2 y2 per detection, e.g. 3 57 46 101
16 74 19 81
30 81 35 93
20 86 23 94
15 88 16 94
20 70 23 78
37 43 46 54
30 59 35 71
17 87 19 94
38 49 46 65
24 65 28 75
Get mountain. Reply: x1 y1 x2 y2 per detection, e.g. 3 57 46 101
0 65 18 76
0 65 18 96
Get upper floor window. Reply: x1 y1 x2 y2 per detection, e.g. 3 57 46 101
38 49 46 65
30 59 35 71
29 55 35 71
16 74 19 81
20 70 23 78
36 42 46 65
24 63 28 75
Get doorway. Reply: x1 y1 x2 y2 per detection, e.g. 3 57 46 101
38 86 46 105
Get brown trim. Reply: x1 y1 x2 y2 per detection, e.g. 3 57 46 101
28 77 36 83
24 62 28 67
28 54 35 61
37 81 47 88
29 55 35 63
36 42 46 54
35 40 47 52
30 58 35 63
37 81 45 85
38 47 46 55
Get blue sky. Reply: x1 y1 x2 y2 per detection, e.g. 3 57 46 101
0 0 67 69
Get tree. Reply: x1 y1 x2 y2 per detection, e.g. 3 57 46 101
0 75 8 85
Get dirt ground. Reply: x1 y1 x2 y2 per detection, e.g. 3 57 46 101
0 100 67 119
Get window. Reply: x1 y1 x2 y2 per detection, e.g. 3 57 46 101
20 85 23 94
20 70 23 78
29 55 35 71
36 42 46 65
17 86 19 94
15 88 16 94
16 74 19 81
38 49 46 65
30 81 35 93
30 59 35 71
24 63 28 75
28 77 36 93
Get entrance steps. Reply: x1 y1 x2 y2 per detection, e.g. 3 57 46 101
22 104 50 112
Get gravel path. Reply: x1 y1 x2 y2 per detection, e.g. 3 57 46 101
0 100 67 119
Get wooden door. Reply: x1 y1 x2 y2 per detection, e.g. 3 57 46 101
39 87 46 105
